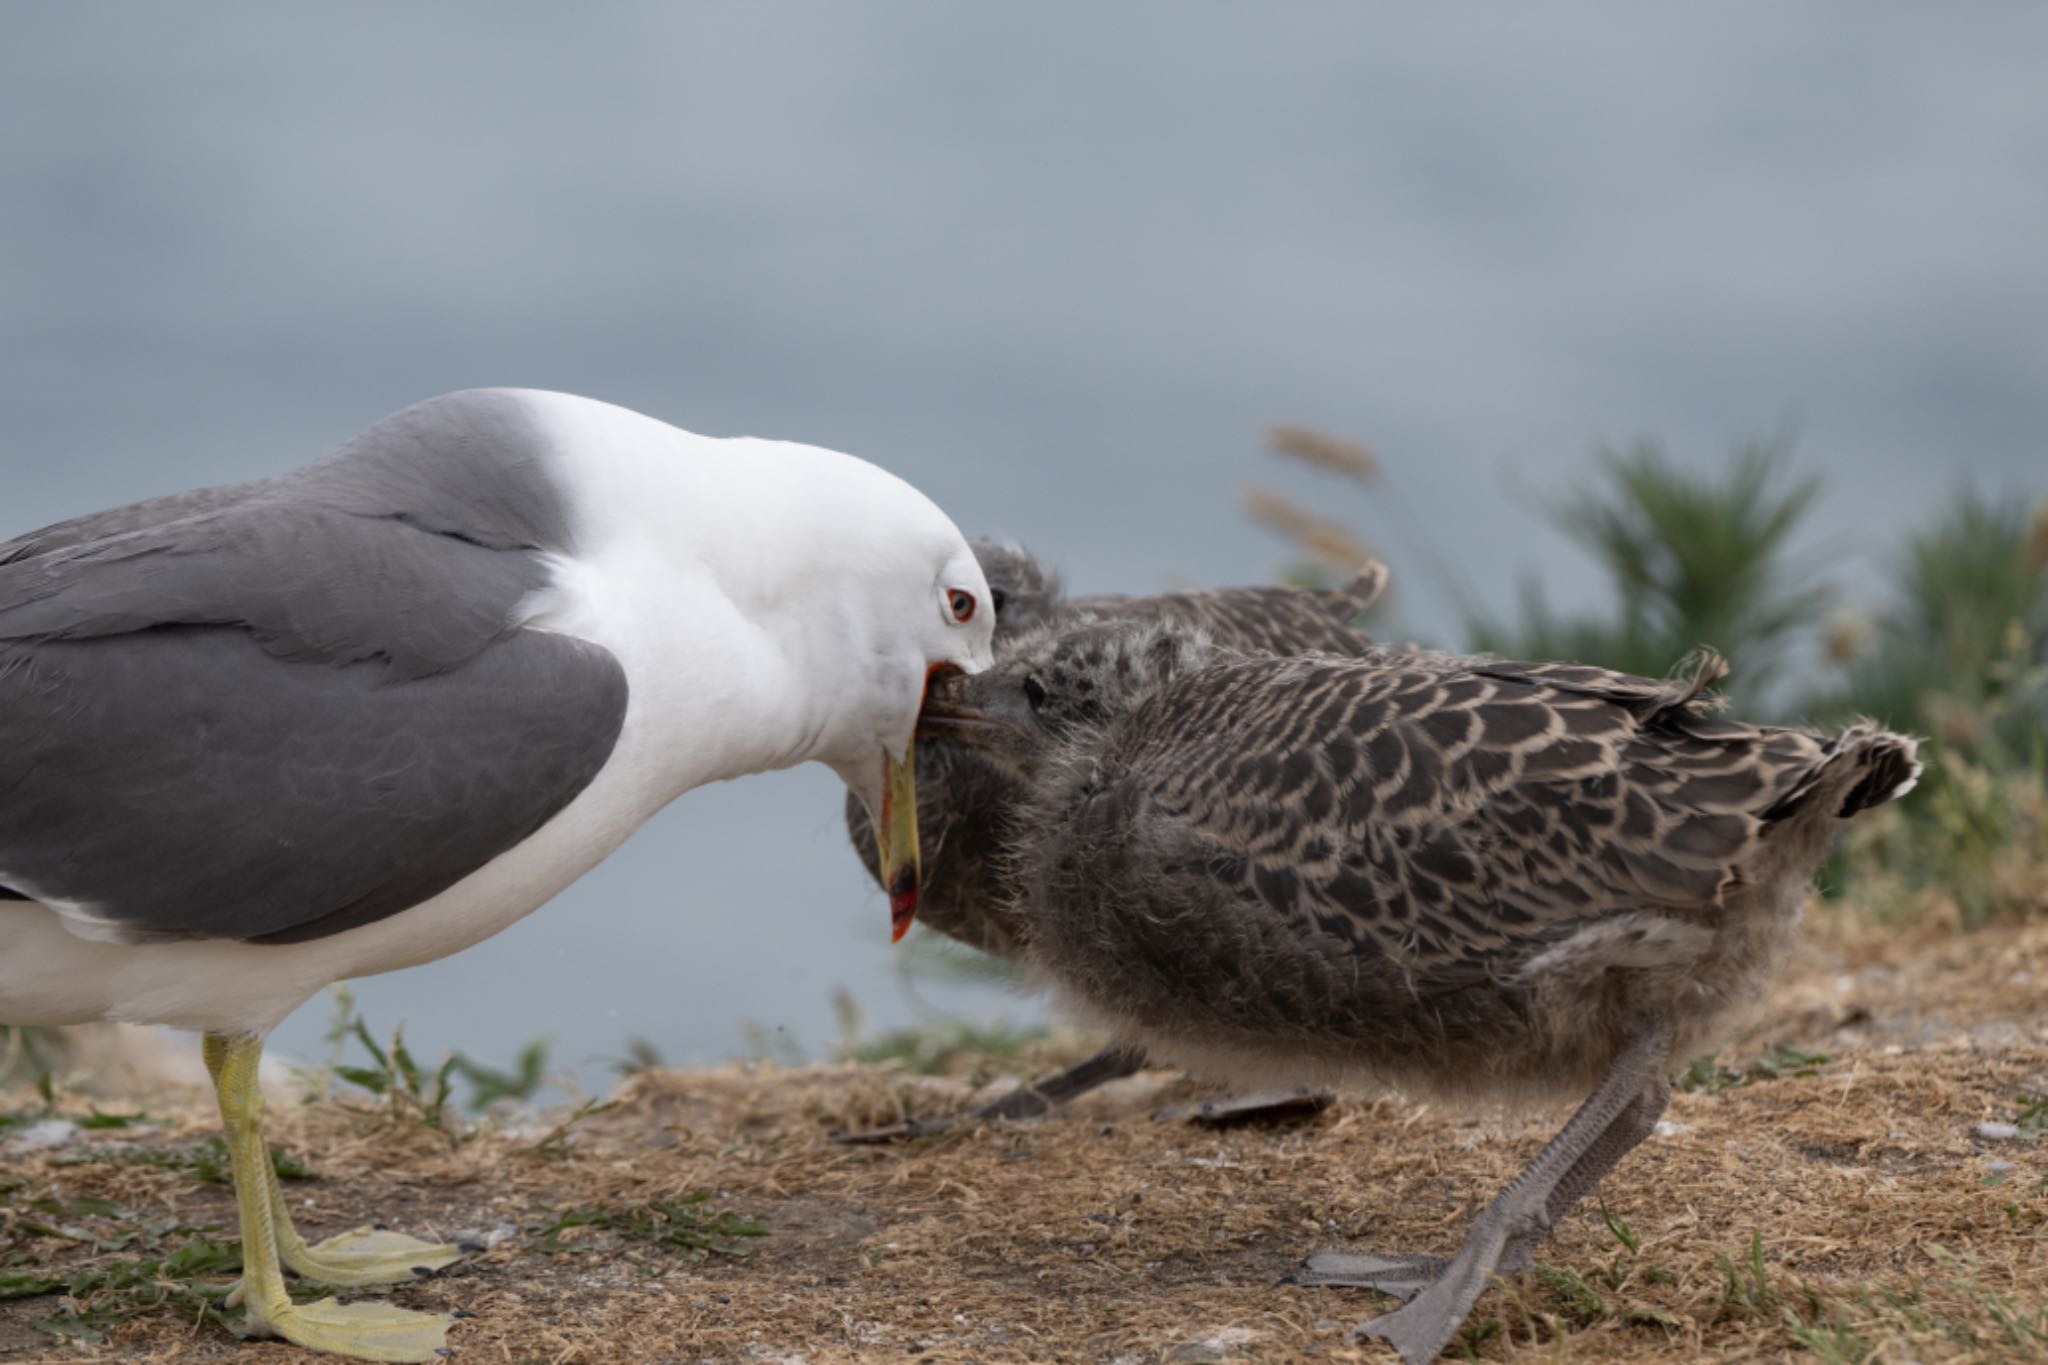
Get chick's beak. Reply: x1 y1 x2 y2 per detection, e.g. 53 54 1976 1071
873 741 920 943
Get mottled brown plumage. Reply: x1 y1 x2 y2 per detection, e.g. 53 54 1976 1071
926 624 1919 1363
841 543 1385 1124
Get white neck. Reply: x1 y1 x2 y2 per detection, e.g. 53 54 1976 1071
509 390 918 810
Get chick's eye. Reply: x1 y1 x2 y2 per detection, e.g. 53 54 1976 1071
946 588 976 623
1022 676 1048 710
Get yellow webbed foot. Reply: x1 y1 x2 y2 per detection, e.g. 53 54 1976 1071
246 1295 457 1363
289 1225 469 1287
204 1033 471 1362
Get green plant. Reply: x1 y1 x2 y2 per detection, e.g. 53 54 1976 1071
29 1230 241 1345
1783 1308 1875 1365
1828 493 2048 752
0 1183 247 1347
333 1017 460 1131
1816 492 2048 919
1718 1228 1779 1318
52 1136 312 1185
450 1040 551 1109
320 993 561 1127
839 1017 1052 1077
1675 1045 1829 1095
528 1193 767 1259
528 1098 617 1158
0 1026 58 1102
603 1037 667 1077
1470 438 1828 697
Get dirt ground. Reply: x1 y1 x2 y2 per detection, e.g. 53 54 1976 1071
3 912 2045 1365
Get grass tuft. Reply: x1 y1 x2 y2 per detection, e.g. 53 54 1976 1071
1674 1044 1829 1095
52 1135 312 1184
528 1193 767 1260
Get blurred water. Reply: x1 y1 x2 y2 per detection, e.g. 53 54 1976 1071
2 4 2043 1087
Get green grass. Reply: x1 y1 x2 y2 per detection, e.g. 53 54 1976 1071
1482 1202 1684 1351
1673 1045 1829 1095
26 1230 243 1346
840 1017 1053 1076
51 1135 313 1184
527 1097 618 1158
1467 438 1828 700
0 1177 246 1346
0 1027 57 1095
528 1193 767 1260
311 988 562 1128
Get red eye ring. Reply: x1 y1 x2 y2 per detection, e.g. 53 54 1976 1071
946 587 977 623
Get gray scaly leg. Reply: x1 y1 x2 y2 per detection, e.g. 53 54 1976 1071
975 1042 1148 1120
1295 1073 1670 1302
1297 1024 1670 1363
831 1042 1147 1142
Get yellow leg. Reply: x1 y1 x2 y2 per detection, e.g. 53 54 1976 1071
206 1032 457 1363
202 1036 467 1288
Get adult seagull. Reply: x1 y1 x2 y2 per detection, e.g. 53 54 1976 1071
0 388 994 1361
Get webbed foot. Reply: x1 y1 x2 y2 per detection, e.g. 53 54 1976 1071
246 1294 458 1363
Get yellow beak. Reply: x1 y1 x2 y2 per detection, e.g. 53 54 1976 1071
874 741 921 942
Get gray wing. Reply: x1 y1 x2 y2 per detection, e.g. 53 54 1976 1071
1064 651 1825 989
1066 569 1384 658
0 391 571 680
0 481 276 566
1 628 625 944
0 391 629 944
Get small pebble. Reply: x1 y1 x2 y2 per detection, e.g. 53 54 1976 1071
1984 1159 2016 1176
1975 1121 2021 1141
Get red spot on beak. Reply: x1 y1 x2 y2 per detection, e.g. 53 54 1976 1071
889 868 918 942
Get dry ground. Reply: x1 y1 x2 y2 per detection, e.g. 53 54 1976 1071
3 912 2045 1365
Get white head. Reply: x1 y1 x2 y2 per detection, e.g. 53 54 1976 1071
505 388 997 939
780 456 997 939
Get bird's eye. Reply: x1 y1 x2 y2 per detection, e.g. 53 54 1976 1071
990 587 1009 617
1023 676 1048 710
946 588 977 624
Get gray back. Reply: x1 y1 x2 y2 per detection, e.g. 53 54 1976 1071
0 390 631 943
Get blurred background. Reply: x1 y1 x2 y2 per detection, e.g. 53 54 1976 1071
2 4 2043 1096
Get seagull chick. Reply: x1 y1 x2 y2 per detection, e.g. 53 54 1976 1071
843 546 1386 1124
923 623 1919 1364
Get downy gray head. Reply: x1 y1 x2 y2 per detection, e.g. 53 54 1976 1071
920 619 1218 779
964 538 1066 637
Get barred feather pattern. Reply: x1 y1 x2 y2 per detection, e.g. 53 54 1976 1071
844 547 1387 958
984 628 1920 1102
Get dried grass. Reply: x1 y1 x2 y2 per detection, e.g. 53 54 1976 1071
1239 485 1378 573
3 914 2045 1364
